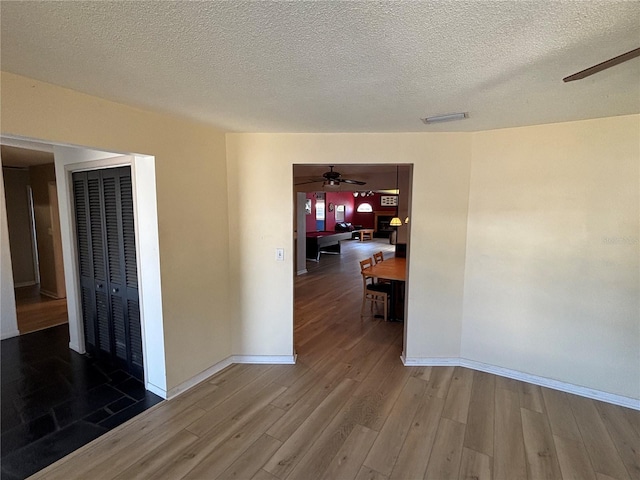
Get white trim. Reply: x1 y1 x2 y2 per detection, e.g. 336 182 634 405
166 354 298 400
145 382 169 399
132 155 167 398
232 354 297 364
167 356 235 399
1 329 20 340
402 356 640 410
14 281 37 288
401 355 460 366
296 269 308 276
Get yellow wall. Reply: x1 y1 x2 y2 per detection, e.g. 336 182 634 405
463 116 640 399
227 119 639 401
226 133 472 359
0 72 232 389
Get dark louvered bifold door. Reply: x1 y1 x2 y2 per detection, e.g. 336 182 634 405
72 167 143 379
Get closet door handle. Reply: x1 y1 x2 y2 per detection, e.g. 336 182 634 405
112 287 119 294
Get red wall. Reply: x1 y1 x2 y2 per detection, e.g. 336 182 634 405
305 191 356 232
353 193 397 228
325 191 355 231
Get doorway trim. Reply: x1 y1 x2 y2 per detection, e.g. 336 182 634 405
55 148 167 397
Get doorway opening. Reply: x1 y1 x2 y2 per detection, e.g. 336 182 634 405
2 145 68 335
292 164 413 360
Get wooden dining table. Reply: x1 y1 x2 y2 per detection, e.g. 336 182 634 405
362 257 407 321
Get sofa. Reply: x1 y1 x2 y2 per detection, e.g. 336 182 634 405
334 222 365 239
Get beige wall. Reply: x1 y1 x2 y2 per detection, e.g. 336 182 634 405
1 72 232 390
3 71 637 401
2 167 36 285
227 121 639 401
463 116 640 399
226 133 472 359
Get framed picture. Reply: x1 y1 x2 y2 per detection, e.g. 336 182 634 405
305 199 312 215
380 195 398 206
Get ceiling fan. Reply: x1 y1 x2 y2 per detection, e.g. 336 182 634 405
563 47 640 82
295 166 366 186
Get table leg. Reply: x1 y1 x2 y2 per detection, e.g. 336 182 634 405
388 280 405 321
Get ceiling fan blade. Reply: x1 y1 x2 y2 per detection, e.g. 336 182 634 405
563 47 640 82
295 178 324 185
339 178 367 185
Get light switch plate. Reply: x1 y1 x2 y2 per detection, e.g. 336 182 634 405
276 248 284 261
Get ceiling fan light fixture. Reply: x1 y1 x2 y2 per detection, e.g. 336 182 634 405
390 165 403 227
421 112 468 124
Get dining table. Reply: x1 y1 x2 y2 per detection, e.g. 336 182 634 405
362 257 407 321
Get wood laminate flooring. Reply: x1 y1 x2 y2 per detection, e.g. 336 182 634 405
28 239 640 480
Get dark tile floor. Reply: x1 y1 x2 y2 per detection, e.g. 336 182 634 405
1 325 163 480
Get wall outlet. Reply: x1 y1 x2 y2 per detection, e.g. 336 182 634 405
276 248 284 261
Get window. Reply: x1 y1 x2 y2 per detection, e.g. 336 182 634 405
356 202 373 213
315 199 325 220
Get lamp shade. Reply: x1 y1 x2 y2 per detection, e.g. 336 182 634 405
390 217 403 227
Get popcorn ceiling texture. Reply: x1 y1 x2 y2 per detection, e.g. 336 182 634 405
1 1 638 132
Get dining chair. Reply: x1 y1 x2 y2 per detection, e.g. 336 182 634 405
372 251 391 284
359 258 391 321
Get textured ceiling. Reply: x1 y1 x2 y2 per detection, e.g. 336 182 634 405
1 1 639 133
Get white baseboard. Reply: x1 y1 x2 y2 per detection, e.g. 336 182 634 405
69 341 85 354
14 281 37 288
167 355 234 400
165 354 298 400
401 355 459 366
402 356 640 411
232 354 297 364
296 269 308 276
1 329 20 340
145 381 168 399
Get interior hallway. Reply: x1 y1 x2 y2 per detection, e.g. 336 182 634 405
26 238 640 480
14 285 68 335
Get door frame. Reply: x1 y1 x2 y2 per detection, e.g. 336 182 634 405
55 148 167 397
